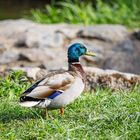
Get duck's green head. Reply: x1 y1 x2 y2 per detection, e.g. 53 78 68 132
68 43 96 63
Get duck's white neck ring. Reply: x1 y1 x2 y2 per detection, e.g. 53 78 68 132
70 62 81 64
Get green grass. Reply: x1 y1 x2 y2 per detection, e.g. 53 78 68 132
30 0 140 28
0 71 140 139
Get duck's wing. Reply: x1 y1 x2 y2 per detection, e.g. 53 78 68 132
19 71 75 107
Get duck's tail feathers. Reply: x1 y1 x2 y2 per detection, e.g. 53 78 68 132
19 101 40 107
19 96 51 108
19 96 44 107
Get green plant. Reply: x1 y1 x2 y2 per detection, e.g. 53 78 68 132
30 0 140 28
0 70 30 99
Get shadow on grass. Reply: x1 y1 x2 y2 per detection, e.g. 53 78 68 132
0 103 44 123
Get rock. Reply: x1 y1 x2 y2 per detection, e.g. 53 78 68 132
18 47 67 70
0 19 66 49
131 29 140 40
0 44 6 54
113 39 134 53
19 48 55 62
78 25 128 42
0 51 19 64
56 25 83 39
25 28 65 48
85 67 140 91
11 66 41 80
102 38 140 73
0 19 34 40
14 34 27 48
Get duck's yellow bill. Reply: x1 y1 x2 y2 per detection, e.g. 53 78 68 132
86 50 96 56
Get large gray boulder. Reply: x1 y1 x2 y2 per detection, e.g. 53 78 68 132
78 25 128 42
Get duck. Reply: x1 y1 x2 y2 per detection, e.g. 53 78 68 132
19 43 96 117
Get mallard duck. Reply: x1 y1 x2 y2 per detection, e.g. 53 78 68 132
19 43 96 116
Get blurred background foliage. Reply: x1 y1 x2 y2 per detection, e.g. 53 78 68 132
31 0 140 27
0 0 140 27
0 0 140 28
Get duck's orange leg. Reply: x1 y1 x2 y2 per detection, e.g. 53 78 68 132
60 107 64 116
